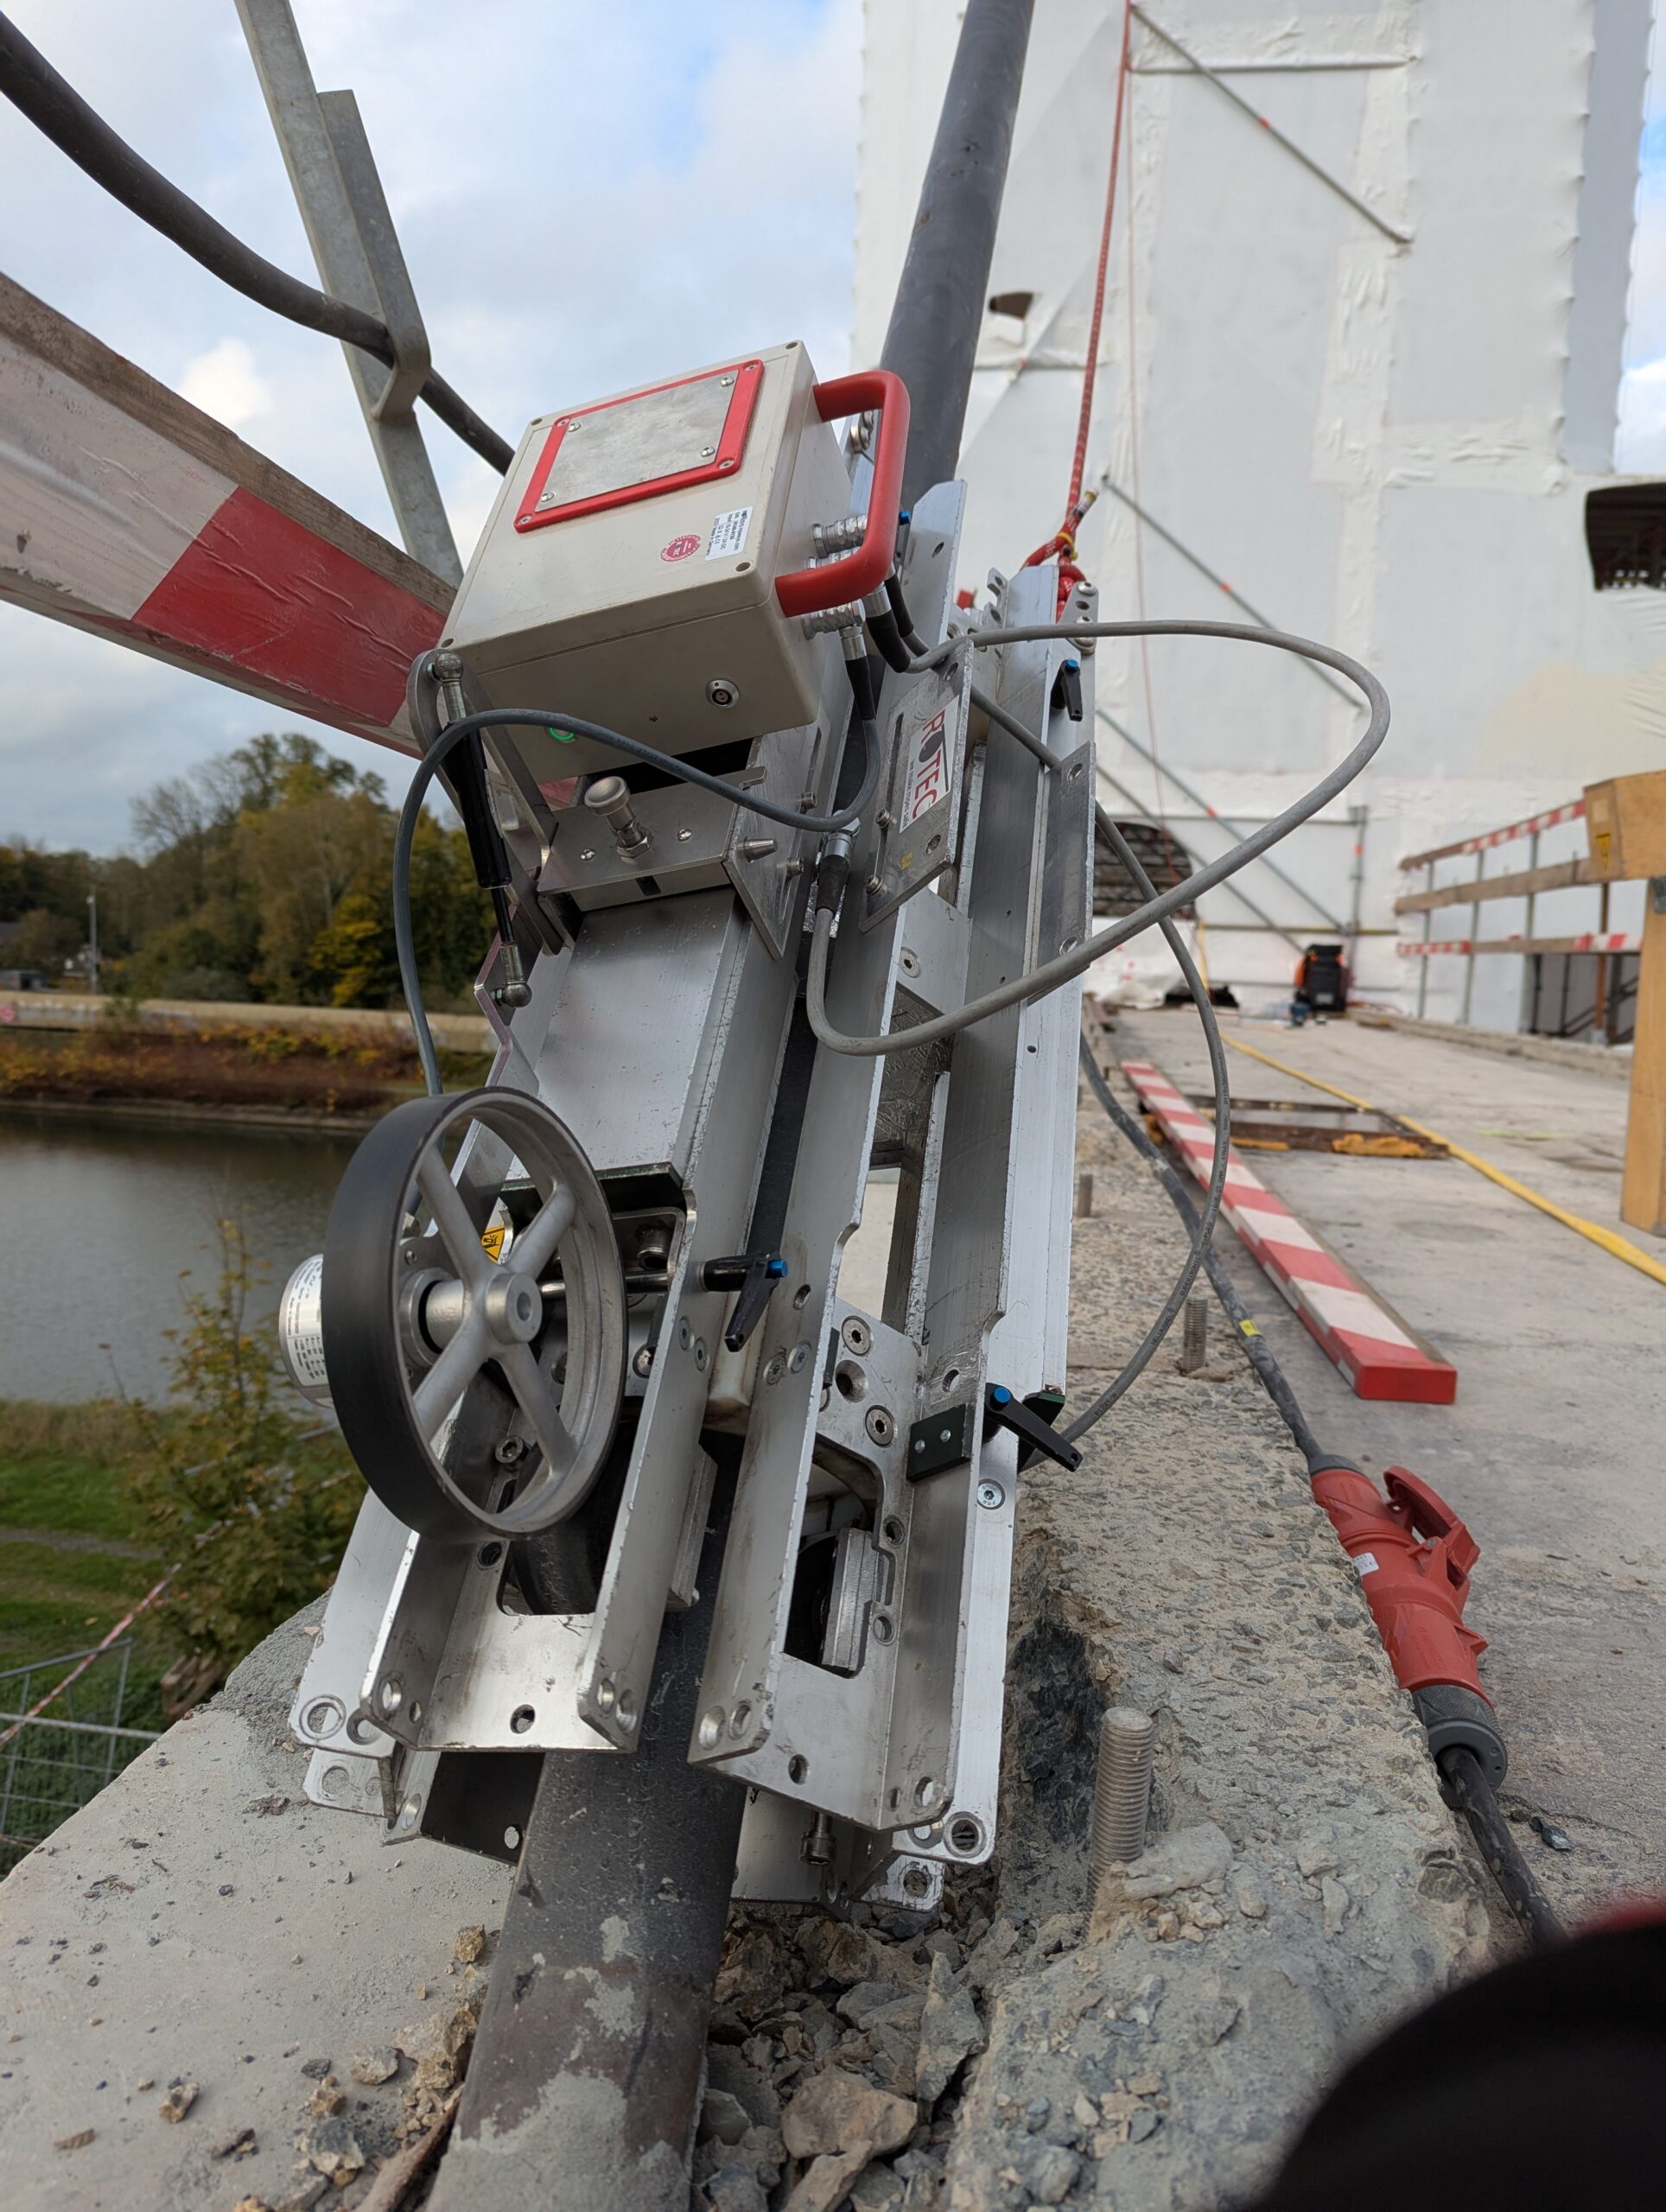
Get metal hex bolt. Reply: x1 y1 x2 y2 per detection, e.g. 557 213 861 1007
976 1479 1005 1510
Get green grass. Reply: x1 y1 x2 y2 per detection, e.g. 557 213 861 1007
0 1401 168 1690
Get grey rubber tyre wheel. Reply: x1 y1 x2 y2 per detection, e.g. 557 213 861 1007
321 1088 626 1538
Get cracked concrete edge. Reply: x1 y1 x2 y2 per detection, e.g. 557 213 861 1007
936 1074 1498 2210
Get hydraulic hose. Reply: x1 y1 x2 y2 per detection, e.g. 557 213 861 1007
1439 1745 1562 1948
1078 1037 1561 1947
0 12 513 475
809 618 1388 1059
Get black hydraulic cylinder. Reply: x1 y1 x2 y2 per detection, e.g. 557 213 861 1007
880 0 1035 506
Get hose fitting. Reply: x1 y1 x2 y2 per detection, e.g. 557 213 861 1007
1307 1457 1504 1784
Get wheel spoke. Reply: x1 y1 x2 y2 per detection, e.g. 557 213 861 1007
418 1154 492 1287
499 1342 576 1475
412 1313 489 1438
510 1181 576 1281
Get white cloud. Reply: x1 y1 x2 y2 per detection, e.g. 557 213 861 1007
177 336 273 431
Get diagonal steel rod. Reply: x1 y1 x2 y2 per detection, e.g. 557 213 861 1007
1097 707 1348 931
1130 5 1412 245
1098 476 1359 707
1095 758 1308 955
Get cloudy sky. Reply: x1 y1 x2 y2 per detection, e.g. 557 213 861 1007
4 4 1666 856
0 0 861 851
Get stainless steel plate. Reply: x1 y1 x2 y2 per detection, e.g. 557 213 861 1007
537 372 737 512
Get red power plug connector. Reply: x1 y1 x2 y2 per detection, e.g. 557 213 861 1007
1307 1458 1506 1783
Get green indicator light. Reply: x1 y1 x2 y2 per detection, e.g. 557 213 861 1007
547 727 576 743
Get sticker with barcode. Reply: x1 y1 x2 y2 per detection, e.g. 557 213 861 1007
1354 1551 1380 1577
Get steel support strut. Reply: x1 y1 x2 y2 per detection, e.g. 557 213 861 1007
881 0 1035 505
429 1465 744 2212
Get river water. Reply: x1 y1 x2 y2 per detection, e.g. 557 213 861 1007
0 1109 356 1403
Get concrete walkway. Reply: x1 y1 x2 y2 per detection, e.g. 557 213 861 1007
1111 1008 1666 1914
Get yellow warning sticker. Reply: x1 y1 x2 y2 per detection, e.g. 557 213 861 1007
480 1224 508 1262
1237 1318 1261 1338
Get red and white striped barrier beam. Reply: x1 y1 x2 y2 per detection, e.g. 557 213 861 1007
1121 1058 1458 1405
1396 933 1639 958
1399 799 1585 874
0 273 451 749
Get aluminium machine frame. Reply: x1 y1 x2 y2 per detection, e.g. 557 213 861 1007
289 518 1094 1904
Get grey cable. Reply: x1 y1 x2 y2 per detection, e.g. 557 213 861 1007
973 677 1061 768
808 618 1388 1058
1060 807 1230 1442
395 703 880 1096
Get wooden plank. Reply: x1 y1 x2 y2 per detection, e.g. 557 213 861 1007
1622 894 1666 1236
1585 770 1666 881
0 271 451 749
1392 855 1596 916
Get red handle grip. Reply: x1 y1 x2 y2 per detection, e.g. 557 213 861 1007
774 368 912 620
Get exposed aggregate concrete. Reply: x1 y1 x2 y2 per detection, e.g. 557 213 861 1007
702 1062 1497 2211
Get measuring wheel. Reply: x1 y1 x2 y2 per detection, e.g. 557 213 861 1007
321 1089 626 1538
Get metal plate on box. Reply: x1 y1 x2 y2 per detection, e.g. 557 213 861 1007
862 640 971 927
516 360 762 531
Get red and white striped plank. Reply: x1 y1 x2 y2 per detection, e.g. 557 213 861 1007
1399 799 1586 873
0 272 451 749
1397 932 1638 958
1121 1058 1458 1405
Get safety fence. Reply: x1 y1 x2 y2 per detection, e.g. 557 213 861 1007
0 1639 160 1876
1396 800 1638 1042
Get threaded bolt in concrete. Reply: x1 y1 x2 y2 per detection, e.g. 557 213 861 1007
1091 1707 1155 1879
1180 1291 1209 1373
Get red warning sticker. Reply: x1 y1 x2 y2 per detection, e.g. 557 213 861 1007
660 533 701 563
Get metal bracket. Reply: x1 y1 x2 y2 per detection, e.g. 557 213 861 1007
906 1399 976 1482
317 92 431 422
234 0 461 582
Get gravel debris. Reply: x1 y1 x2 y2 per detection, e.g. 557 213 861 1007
156 2079 199 2123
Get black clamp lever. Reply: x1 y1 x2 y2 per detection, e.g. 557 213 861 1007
983 1383 1081 1472
1049 657 1084 723
702 1253 789 1353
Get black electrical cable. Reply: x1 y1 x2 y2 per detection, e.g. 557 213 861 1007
879 570 1062 770
396 696 881 1096
865 601 913 675
1077 1037 1326 1468
1439 1745 1562 1948
0 12 513 477
1060 807 1230 1442
884 569 928 658
1078 1035 1562 1948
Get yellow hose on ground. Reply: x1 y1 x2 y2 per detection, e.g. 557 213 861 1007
1223 1031 1666 1292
